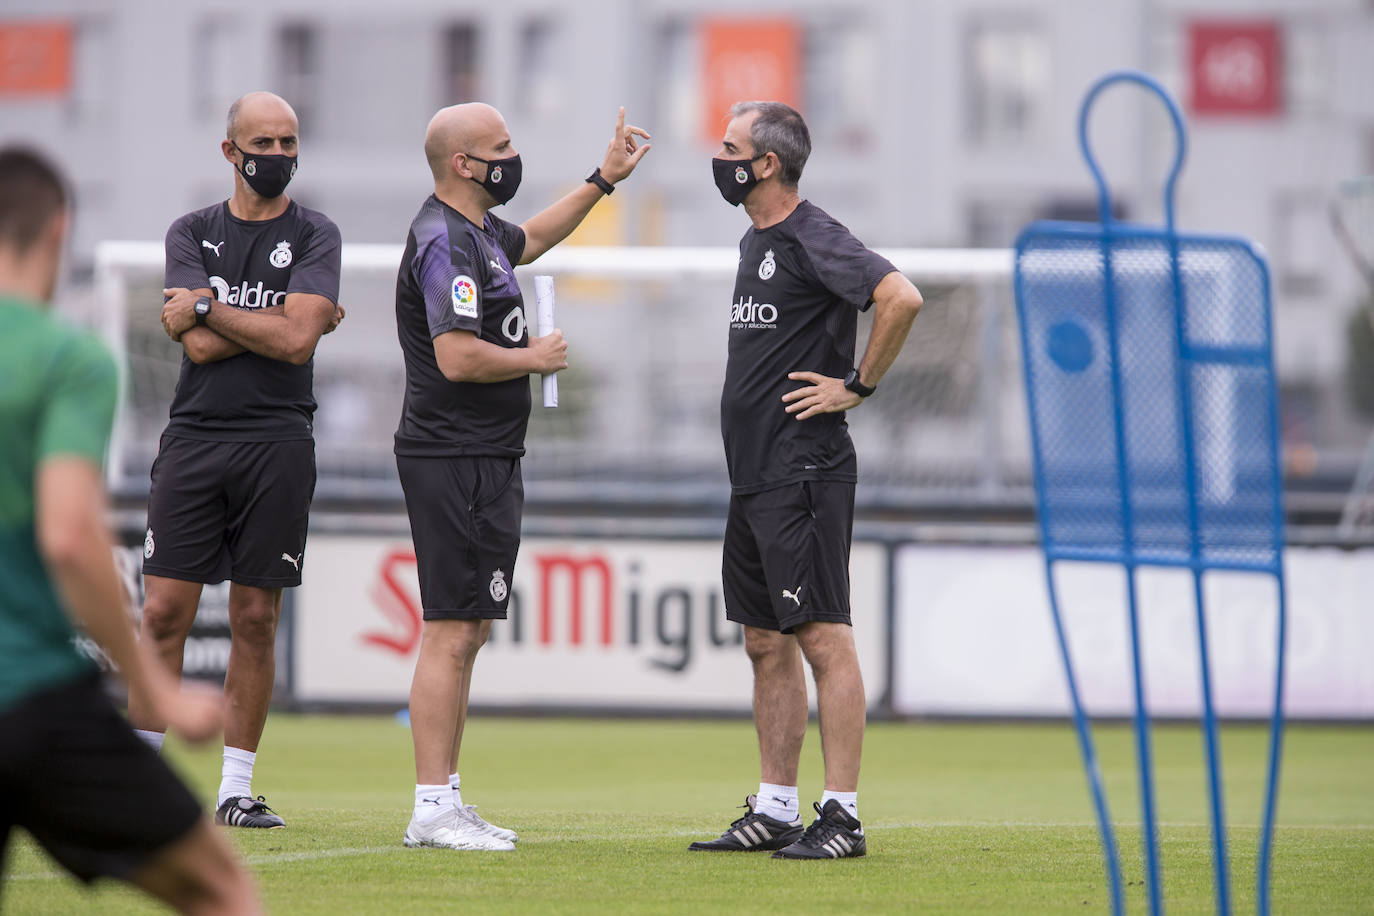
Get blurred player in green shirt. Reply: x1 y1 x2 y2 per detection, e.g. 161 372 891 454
0 147 259 914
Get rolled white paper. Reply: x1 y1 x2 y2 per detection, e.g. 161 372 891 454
533 275 558 408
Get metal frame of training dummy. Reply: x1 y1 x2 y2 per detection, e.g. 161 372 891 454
1011 70 1287 916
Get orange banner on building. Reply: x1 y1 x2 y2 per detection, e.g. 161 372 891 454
701 18 800 146
0 22 72 95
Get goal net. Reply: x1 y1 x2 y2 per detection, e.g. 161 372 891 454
94 243 1021 511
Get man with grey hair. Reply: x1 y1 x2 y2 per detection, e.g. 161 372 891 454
132 91 343 830
689 101 923 860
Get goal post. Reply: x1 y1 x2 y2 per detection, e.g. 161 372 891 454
94 242 1019 510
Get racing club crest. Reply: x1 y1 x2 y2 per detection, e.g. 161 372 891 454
269 240 293 268
759 249 776 280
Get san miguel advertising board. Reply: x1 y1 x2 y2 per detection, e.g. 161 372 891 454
294 535 888 712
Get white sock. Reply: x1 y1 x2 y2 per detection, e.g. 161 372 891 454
415 784 453 824
755 783 799 822
821 790 859 822
134 729 165 752
448 772 463 808
218 746 255 807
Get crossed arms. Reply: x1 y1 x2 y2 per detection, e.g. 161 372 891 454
160 288 343 365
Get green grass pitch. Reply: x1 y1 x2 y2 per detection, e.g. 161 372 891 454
4 716 1371 913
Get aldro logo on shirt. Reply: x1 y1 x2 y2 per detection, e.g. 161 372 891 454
209 276 286 309
731 295 777 330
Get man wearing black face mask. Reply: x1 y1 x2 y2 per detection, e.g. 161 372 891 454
132 91 344 830
394 102 649 851
688 101 923 860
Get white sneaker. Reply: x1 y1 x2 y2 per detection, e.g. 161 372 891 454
403 810 514 851
457 804 518 843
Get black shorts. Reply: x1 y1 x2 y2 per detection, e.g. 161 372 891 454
142 435 316 588
397 454 523 621
0 673 202 884
722 480 855 634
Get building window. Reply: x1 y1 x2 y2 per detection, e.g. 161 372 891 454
517 18 562 119
277 23 318 135
1284 20 1325 116
1274 191 1330 299
650 18 700 144
803 16 878 148
441 23 479 105
965 19 1050 146
194 16 245 124
66 17 111 125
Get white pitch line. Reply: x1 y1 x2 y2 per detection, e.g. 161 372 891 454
8 821 1370 881
246 846 395 865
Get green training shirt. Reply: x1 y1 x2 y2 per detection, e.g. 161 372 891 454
0 295 117 712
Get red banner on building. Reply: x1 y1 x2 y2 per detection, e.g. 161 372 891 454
1188 20 1282 117
701 18 800 145
0 22 71 95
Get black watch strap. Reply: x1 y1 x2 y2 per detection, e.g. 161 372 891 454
194 296 212 326
844 368 876 398
586 167 614 195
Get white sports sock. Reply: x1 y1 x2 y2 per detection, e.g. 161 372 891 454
820 790 859 822
755 783 799 822
134 729 165 752
415 784 453 824
448 772 462 808
218 746 255 807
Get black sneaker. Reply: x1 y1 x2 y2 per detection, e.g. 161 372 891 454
772 800 866 859
215 795 285 829
688 795 803 852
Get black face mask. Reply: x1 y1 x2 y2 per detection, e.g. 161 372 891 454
466 152 522 205
712 154 765 206
233 143 297 199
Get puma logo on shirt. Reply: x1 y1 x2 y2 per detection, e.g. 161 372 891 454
202 239 224 255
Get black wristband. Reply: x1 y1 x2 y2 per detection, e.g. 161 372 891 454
844 368 876 398
586 167 615 195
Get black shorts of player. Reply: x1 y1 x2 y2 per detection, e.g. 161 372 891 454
397 455 523 621
722 480 856 634
0 673 202 884
142 435 316 589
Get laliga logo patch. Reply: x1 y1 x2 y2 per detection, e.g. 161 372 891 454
734 165 749 184
244 160 257 177
451 275 478 317
489 569 508 602
759 249 776 281
490 166 503 184
269 240 293 268
289 161 297 177
144 528 155 559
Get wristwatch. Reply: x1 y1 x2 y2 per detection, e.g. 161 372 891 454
843 368 876 398
194 296 212 326
585 167 615 195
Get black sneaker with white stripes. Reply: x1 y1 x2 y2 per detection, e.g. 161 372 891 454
771 800 866 859
214 795 285 829
688 795 803 852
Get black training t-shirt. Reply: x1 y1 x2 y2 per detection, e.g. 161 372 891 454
394 195 530 457
162 199 342 441
721 200 896 494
